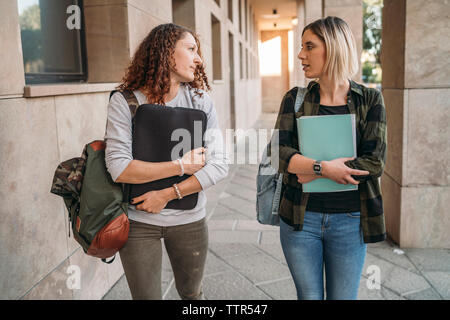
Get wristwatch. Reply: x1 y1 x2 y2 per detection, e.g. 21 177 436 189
313 160 322 176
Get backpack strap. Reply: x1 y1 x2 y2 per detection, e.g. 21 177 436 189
101 255 116 264
294 87 307 113
109 89 139 119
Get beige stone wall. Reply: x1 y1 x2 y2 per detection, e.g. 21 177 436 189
0 0 261 299
84 0 130 83
382 0 450 248
289 0 363 89
323 0 363 82
291 0 307 89
0 0 25 97
0 91 124 299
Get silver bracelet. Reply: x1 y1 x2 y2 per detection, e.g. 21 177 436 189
177 159 184 176
172 183 183 200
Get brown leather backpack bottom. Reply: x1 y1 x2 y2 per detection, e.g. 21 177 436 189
87 213 129 259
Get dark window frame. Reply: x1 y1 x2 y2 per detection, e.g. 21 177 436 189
22 0 88 85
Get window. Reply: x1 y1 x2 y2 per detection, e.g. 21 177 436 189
211 14 222 80
228 0 233 22
246 48 248 79
18 0 87 84
245 0 248 41
239 42 243 79
249 53 252 79
214 0 220 6
238 0 242 34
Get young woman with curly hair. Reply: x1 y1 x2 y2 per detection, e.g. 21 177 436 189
104 23 228 300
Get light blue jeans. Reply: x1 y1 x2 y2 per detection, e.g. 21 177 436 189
280 211 367 300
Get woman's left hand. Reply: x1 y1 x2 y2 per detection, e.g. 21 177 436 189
131 190 170 214
296 174 319 184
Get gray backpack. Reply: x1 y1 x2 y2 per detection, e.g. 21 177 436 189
256 87 306 225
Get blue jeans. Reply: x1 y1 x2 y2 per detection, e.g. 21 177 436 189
280 211 367 300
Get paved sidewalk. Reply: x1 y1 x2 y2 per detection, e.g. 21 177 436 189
103 113 450 300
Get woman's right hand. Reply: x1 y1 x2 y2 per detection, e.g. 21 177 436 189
181 147 206 175
322 157 369 185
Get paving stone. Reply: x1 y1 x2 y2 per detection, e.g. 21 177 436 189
102 275 131 300
234 169 258 181
225 182 257 202
367 239 398 250
361 252 433 297
204 250 234 276
232 174 257 191
259 231 281 245
209 203 250 220
362 252 397 286
403 287 443 300
238 164 259 172
235 220 278 232
218 196 256 219
403 248 450 272
219 191 233 200
383 265 431 296
367 245 421 275
209 230 260 244
422 271 450 299
208 219 236 231
208 243 263 258
254 243 287 266
163 281 180 300
358 276 404 300
202 271 271 300
224 252 290 285
256 278 297 300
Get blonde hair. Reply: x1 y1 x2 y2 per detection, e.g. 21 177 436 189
302 16 359 84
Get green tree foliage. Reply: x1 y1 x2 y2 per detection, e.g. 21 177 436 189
363 0 382 63
362 0 382 84
19 4 42 73
19 4 41 30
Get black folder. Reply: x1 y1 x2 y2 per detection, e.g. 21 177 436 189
126 104 207 210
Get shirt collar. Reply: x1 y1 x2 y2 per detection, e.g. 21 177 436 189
307 79 364 97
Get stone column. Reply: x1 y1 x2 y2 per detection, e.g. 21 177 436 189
83 0 130 83
260 30 290 113
323 0 363 82
305 0 323 25
294 0 323 87
0 0 25 97
382 0 450 248
292 0 306 87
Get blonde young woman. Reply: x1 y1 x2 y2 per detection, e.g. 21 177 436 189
275 16 387 300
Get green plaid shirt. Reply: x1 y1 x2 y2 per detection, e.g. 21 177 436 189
274 80 387 243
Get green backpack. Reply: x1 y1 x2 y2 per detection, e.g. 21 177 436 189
50 90 138 263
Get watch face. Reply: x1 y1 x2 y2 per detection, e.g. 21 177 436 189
314 164 320 171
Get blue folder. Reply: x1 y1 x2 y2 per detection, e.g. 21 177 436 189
296 114 357 193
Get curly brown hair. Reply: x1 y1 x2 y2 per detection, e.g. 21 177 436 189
118 23 210 105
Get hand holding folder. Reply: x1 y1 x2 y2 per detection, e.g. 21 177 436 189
296 114 362 193
128 104 207 209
